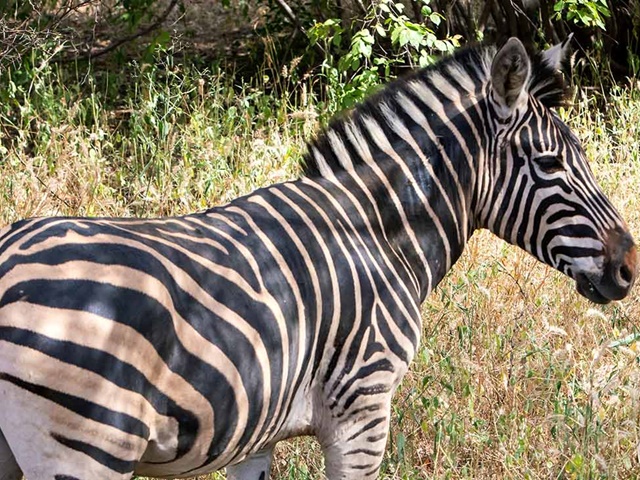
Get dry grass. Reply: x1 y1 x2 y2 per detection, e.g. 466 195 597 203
1 51 639 480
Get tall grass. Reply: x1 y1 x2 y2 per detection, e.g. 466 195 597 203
0 49 315 220
1 47 639 480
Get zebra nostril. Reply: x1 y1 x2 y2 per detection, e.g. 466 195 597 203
619 264 633 285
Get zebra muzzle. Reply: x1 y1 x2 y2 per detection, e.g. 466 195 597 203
575 227 637 304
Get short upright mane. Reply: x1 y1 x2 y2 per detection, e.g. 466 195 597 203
302 42 569 179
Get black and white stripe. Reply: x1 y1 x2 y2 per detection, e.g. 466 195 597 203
0 37 635 480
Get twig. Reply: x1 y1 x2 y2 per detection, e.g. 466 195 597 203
51 0 96 28
273 0 307 35
0 17 51 70
411 0 423 23
354 0 368 16
272 0 326 56
453 2 475 42
69 0 179 61
16 157 73 210
489 0 506 36
539 0 559 44
500 0 519 37
477 0 493 35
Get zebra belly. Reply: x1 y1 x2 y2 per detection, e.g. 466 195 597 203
133 382 316 476
0 300 252 476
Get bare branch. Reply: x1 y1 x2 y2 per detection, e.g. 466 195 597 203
68 0 180 61
273 0 307 35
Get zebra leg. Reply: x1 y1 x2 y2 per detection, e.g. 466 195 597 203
0 429 22 480
226 447 274 480
320 402 392 479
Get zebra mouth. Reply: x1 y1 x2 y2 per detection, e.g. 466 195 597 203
575 274 611 304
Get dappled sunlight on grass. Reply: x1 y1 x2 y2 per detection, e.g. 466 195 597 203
0 57 312 221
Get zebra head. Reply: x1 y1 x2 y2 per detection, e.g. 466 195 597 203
481 37 637 304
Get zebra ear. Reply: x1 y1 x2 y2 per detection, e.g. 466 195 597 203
490 37 531 110
541 33 574 71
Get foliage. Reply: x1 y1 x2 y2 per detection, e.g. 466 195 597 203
119 0 161 28
308 0 460 110
0 0 180 69
3 0 640 94
0 0 162 30
0 44 311 219
553 0 611 29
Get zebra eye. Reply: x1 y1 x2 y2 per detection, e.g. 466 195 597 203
534 155 564 174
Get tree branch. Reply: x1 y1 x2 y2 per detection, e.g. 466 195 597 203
273 0 307 35
68 0 179 61
273 0 327 56
478 0 493 35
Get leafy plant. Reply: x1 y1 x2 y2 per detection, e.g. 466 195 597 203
553 0 611 29
308 0 460 111
120 0 161 28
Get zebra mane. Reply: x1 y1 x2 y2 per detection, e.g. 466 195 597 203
529 50 571 109
302 42 569 179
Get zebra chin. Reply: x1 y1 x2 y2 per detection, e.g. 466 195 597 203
575 275 621 304
573 228 637 304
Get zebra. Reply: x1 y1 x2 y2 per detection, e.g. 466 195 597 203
0 36 636 480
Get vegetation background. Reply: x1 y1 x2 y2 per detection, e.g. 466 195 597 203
1 0 640 478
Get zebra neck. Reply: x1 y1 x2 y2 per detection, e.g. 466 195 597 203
378 155 473 300
304 122 482 299
300 149 472 302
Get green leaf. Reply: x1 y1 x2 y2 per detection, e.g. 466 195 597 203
609 332 640 348
576 10 589 25
398 29 409 47
419 50 431 67
407 29 424 48
359 43 372 57
425 31 438 47
396 432 406 463
153 30 171 48
565 453 584 473
596 1 611 16
390 26 401 45
359 28 374 44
